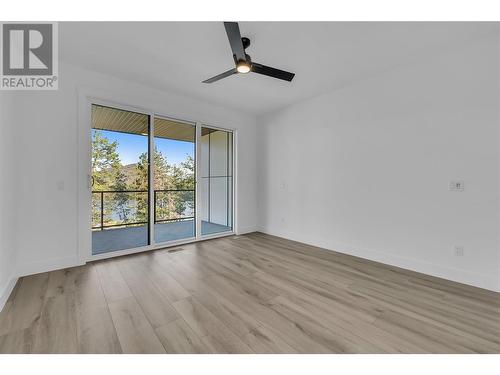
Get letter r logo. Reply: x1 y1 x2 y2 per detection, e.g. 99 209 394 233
2 23 53 75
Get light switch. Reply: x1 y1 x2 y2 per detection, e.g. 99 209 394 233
454 245 464 256
449 181 464 192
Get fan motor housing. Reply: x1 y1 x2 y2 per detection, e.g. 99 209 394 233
241 37 251 49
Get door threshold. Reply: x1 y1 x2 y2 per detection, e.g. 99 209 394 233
87 231 235 262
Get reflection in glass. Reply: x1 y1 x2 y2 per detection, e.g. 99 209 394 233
201 127 233 236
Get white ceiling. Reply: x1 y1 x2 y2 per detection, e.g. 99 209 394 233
60 22 499 115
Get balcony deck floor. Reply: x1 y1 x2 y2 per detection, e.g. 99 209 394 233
92 219 231 255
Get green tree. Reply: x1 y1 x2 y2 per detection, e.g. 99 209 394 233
177 154 195 213
134 149 195 223
92 130 124 227
92 130 133 227
133 152 149 223
91 130 121 190
112 169 132 223
92 131 195 229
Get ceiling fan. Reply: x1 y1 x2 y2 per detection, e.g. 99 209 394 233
202 22 295 84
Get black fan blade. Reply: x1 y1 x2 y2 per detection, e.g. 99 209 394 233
202 68 238 83
251 62 295 82
224 22 246 63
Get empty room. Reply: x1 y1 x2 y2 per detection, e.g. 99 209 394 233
1 2 500 372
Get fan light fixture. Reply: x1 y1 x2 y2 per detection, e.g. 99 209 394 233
236 61 251 73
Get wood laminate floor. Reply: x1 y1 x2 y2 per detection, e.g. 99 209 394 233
1 232 499 353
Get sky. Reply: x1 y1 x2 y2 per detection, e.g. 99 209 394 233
95 129 194 166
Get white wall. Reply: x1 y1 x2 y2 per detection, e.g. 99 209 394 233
257 35 500 291
7 62 258 277
0 92 18 309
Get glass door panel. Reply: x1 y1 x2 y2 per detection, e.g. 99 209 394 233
153 117 196 243
200 127 233 235
91 104 150 255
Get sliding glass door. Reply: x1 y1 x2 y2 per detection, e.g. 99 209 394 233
91 104 150 255
153 117 196 244
90 103 234 257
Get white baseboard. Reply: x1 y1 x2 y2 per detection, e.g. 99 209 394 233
258 227 500 293
236 226 260 235
0 275 18 313
16 255 84 278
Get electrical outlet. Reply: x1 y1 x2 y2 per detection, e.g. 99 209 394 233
454 245 464 257
449 181 464 192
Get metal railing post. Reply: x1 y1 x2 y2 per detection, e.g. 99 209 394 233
153 190 157 224
100 191 104 230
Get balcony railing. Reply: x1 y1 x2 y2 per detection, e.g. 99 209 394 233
92 189 195 230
